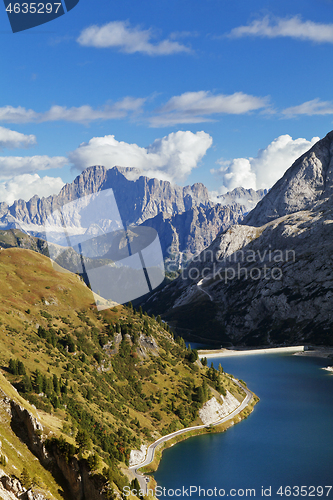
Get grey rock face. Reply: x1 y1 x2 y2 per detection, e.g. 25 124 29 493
10 401 48 462
217 187 267 214
140 203 247 268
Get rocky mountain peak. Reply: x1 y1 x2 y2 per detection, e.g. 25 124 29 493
217 187 268 213
245 130 333 226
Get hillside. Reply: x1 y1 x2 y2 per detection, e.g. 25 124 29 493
143 131 333 347
0 248 253 499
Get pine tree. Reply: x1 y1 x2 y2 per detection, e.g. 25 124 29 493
20 467 32 488
17 360 26 376
202 379 208 401
53 374 60 394
87 452 100 471
197 386 205 404
22 375 33 393
34 369 43 393
131 478 142 498
8 358 18 375
76 428 91 452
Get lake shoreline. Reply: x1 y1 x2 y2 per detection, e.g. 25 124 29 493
294 347 333 359
129 381 259 494
152 353 333 494
138 392 259 476
198 345 305 358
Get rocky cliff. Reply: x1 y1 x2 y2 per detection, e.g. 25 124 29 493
141 202 248 268
0 467 47 500
7 393 110 500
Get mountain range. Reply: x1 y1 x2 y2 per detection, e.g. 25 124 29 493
144 131 333 347
0 166 265 271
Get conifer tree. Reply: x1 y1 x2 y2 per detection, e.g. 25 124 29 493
20 467 32 489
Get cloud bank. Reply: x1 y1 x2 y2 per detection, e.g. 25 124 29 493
211 134 319 193
0 174 65 205
77 21 191 55
69 131 213 182
0 98 145 125
150 91 269 126
0 155 68 180
228 15 333 44
0 90 269 127
283 98 333 116
0 126 36 150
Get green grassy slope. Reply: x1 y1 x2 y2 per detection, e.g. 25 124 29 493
0 247 249 499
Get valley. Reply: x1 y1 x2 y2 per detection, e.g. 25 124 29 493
1 130 333 499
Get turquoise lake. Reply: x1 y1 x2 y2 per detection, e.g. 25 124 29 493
154 353 333 499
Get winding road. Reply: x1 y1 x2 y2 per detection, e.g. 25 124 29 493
197 278 213 301
129 380 253 495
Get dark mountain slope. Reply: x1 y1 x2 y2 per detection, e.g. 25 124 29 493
144 131 333 347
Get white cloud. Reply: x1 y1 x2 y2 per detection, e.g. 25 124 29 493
228 15 333 43
0 126 36 149
41 99 145 123
0 155 68 179
0 98 145 124
69 131 213 183
0 106 38 124
0 174 65 205
283 98 333 116
212 158 257 193
212 134 319 192
150 91 269 126
77 21 191 55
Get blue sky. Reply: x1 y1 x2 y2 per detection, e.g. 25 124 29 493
1 0 333 203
